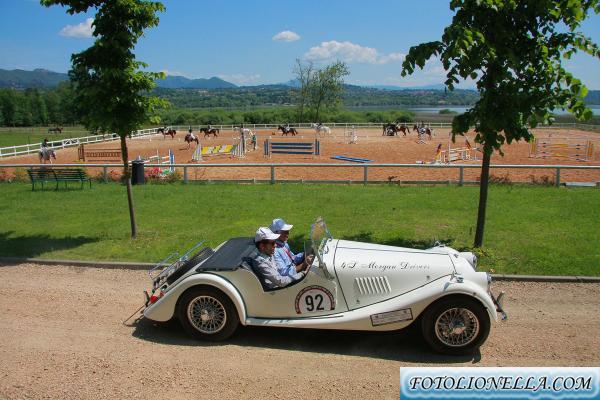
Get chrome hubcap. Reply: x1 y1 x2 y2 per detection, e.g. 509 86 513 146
435 307 479 347
187 295 227 334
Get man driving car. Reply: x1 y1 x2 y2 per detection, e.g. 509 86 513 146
252 227 313 290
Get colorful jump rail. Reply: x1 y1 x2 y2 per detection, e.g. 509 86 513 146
529 138 594 162
77 144 121 162
264 138 321 157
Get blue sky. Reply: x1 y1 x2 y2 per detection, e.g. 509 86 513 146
1 0 599 88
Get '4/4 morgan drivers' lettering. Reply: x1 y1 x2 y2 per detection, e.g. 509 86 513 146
340 261 430 271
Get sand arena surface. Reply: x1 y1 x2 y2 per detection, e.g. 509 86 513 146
2 127 599 183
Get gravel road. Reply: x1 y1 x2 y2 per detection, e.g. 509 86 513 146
1 263 598 400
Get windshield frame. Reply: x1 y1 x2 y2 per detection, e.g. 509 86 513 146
308 217 333 277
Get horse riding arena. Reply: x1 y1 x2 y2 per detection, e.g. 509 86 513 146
2 127 599 184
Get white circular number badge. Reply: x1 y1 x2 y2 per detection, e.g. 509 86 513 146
295 286 334 314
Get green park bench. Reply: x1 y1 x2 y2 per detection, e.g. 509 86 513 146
27 168 92 191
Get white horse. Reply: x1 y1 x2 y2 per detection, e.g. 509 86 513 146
311 123 331 137
234 126 253 136
38 148 56 164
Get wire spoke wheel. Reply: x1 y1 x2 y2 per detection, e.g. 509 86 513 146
187 295 227 334
434 307 480 347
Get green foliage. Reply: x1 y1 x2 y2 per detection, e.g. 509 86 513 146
40 0 168 138
402 0 600 151
0 84 78 127
439 108 457 114
294 60 350 121
401 0 599 247
156 107 415 125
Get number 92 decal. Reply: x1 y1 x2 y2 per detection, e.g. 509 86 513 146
295 286 335 314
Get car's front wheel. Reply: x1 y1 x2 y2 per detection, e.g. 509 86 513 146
177 287 239 341
421 296 490 355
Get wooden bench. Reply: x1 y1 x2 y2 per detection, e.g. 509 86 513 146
27 168 92 190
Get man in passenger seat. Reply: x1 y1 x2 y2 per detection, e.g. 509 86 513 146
269 218 311 278
252 227 311 290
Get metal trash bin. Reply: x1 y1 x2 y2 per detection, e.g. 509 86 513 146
131 159 145 185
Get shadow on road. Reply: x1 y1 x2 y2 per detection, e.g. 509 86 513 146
130 317 481 364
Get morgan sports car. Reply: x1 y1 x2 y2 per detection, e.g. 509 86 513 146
142 218 507 355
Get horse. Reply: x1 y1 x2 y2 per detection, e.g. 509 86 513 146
48 127 62 134
184 133 199 149
38 148 56 164
162 128 176 139
383 123 410 137
277 125 297 136
200 127 219 138
311 123 331 137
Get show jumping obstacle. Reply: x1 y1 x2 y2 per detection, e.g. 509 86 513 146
78 144 121 162
264 138 321 157
529 138 593 162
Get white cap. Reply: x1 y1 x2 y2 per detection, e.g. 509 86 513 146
254 227 280 243
269 218 293 233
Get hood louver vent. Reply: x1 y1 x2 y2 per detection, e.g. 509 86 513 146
354 276 391 296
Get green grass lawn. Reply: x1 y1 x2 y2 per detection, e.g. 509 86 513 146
0 128 91 148
0 182 598 276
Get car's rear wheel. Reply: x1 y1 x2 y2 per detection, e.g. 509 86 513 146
421 296 490 355
177 287 239 341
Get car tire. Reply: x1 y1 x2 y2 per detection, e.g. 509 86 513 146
421 296 490 355
177 287 239 342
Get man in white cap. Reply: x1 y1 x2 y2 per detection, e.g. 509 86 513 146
252 227 311 290
269 218 309 279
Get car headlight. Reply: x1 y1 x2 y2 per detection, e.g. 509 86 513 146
459 252 477 270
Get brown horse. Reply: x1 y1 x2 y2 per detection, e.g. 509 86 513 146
48 127 63 134
184 133 199 149
383 123 409 136
278 125 298 136
161 129 176 139
200 127 219 138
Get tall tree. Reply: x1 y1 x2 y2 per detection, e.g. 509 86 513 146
41 0 167 238
293 59 314 122
401 0 599 247
309 61 349 122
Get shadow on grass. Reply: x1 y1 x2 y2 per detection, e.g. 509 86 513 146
0 230 98 258
129 317 481 364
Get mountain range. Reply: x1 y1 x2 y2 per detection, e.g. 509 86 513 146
0 68 238 90
1 69 599 105
0 68 452 91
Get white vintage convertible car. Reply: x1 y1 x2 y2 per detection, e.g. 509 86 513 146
143 218 506 355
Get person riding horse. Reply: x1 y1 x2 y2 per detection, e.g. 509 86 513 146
278 124 297 136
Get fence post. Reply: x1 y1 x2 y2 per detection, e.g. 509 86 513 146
363 165 368 184
270 166 275 184
183 166 188 184
555 167 561 187
103 166 108 183
459 167 464 186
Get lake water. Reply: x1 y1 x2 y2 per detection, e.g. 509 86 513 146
347 105 600 115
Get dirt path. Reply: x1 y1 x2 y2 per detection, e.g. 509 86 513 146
1 263 598 400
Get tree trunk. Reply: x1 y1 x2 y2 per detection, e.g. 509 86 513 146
474 143 492 247
120 135 137 239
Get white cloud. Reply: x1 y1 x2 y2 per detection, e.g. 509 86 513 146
59 17 94 38
304 41 405 64
217 73 262 86
160 69 189 77
272 31 300 42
